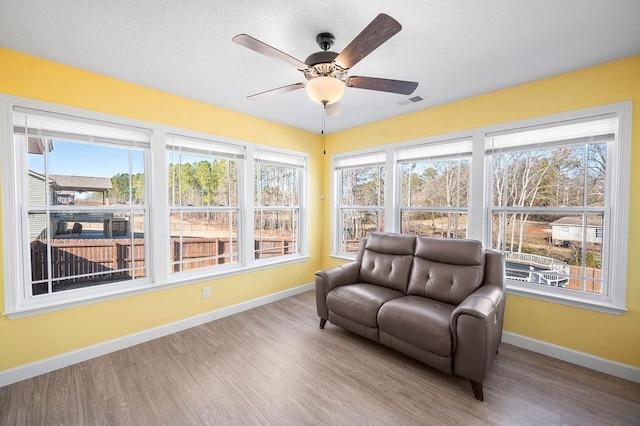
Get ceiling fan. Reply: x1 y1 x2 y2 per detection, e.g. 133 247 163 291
232 13 418 117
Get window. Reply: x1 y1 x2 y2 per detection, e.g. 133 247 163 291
334 152 386 255
167 134 243 273
12 106 151 299
398 139 472 238
254 150 305 260
487 115 618 304
2 98 309 317
330 102 630 314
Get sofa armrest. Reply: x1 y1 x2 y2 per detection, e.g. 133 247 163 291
483 249 505 290
315 261 361 320
450 285 505 384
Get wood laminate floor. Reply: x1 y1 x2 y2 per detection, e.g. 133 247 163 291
1 290 639 425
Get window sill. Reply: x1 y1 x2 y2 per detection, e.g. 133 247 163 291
505 283 627 316
3 254 310 319
330 253 357 262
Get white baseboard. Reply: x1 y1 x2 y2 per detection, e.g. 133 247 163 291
502 331 640 383
0 283 315 388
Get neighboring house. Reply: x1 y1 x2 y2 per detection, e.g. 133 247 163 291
27 170 51 239
27 172 115 239
551 216 603 245
48 174 112 205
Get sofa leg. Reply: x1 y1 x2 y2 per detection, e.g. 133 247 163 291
469 381 484 401
319 318 327 329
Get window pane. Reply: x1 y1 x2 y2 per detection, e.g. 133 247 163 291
337 163 385 255
254 163 299 206
587 143 606 207
27 139 48 207
341 166 384 206
167 143 241 274
170 210 239 272
492 144 608 209
37 140 144 206
254 209 299 259
110 149 145 205
29 211 145 295
168 153 238 207
401 159 469 207
340 210 384 252
27 212 49 241
585 214 604 265
401 211 467 238
491 212 603 295
254 157 303 261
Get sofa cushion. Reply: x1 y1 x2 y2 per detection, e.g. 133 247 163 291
378 296 455 357
360 233 416 292
365 232 416 255
327 283 405 328
407 237 485 304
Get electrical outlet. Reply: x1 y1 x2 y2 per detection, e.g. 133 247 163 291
202 286 211 299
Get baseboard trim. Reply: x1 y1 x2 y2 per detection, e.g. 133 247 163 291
0 283 315 388
502 331 640 383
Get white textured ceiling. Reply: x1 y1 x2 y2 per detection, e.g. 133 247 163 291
1 1 640 134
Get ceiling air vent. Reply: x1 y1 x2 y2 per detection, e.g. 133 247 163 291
398 95 424 106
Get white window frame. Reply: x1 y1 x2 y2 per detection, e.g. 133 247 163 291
331 150 386 257
1 96 309 318
482 104 630 314
3 101 154 316
253 148 307 263
166 133 244 275
397 138 473 238
330 101 631 315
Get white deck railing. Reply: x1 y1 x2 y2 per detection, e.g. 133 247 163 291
505 251 568 272
505 251 570 287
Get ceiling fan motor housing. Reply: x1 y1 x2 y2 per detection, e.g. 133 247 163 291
304 50 346 81
304 32 347 82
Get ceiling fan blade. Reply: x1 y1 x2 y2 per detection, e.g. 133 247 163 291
325 102 341 118
346 76 418 95
334 13 402 70
232 34 308 70
247 83 305 100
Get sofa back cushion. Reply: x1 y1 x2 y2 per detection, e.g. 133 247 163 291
407 236 485 304
360 233 416 293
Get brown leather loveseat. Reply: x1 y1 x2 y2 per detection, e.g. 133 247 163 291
315 232 505 401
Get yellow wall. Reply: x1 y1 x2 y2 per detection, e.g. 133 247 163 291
323 55 640 367
0 48 323 371
1 47 639 373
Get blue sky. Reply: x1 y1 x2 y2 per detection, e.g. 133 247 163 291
30 140 144 178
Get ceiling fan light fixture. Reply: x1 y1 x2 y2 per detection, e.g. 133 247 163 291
305 76 345 105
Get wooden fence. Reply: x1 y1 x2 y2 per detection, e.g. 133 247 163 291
567 265 602 293
171 237 295 272
32 237 296 281
31 238 146 284
343 239 361 253
172 238 237 272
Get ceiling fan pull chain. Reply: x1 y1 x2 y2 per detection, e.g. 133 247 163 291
321 102 327 154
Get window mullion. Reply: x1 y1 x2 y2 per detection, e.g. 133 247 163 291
243 145 255 267
384 148 396 233
150 129 168 282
